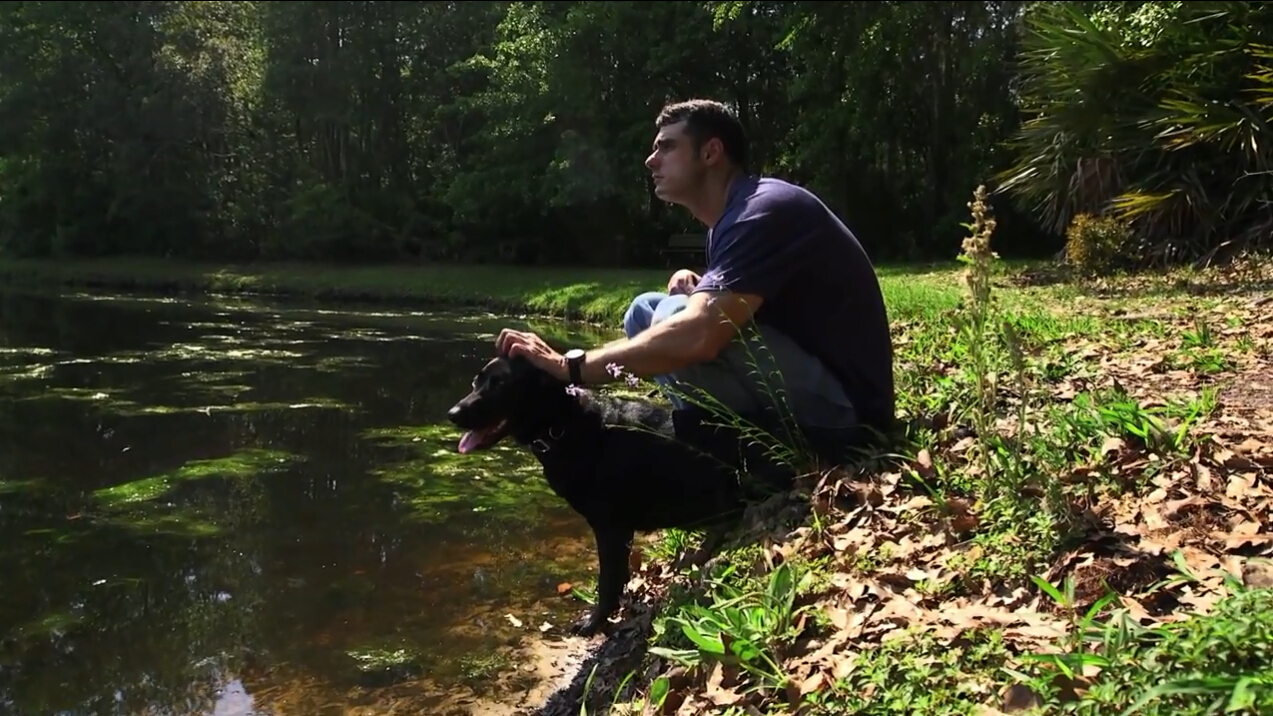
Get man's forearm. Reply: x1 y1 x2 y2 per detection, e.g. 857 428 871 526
579 310 709 383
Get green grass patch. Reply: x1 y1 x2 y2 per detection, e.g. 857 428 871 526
0 256 970 325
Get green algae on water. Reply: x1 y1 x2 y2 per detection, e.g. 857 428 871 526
0 478 44 496
345 639 428 686
94 509 225 537
93 449 304 508
362 424 562 524
88 451 290 537
113 396 352 417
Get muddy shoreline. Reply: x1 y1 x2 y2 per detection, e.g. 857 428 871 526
426 596 660 716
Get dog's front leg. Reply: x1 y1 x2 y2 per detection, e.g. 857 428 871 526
570 525 634 637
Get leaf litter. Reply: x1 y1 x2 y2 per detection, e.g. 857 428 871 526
494 265 1273 716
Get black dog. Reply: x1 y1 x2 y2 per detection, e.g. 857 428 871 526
447 354 785 637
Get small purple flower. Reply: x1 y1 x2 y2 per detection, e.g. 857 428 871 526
605 362 641 388
565 384 584 396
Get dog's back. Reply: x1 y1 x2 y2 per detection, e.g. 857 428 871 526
536 391 785 535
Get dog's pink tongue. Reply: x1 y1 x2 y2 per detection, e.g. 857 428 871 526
458 431 480 454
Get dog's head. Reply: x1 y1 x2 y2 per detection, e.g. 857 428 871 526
446 354 574 453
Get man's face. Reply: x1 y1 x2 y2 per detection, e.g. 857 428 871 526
645 121 708 205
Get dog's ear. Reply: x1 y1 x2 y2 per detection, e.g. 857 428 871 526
506 353 531 374
504 353 568 388
535 363 565 387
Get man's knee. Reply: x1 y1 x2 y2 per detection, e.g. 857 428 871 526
706 324 857 429
623 291 667 339
651 293 690 325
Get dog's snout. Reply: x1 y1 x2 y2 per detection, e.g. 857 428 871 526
446 404 463 423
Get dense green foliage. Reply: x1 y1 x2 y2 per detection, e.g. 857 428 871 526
0 1 1268 268
1000 1 1273 268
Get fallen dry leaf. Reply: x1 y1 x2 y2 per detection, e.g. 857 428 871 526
1242 559 1273 589
797 671 824 696
1100 436 1125 457
1000 683 1041 712
705 663 743 706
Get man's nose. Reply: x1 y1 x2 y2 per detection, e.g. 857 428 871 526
644 152 658 170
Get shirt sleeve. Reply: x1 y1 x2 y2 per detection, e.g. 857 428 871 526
693 205 807 300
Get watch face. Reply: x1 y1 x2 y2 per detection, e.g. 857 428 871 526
565 349 585 360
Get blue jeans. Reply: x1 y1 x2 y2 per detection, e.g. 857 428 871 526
622 292 858 431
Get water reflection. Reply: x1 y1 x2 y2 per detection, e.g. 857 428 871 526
0 289 619 714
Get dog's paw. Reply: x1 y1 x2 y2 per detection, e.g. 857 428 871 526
568 613 607 638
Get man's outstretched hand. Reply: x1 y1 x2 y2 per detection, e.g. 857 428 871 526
495 329 568 381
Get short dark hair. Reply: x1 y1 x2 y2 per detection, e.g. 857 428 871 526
655 99 749 171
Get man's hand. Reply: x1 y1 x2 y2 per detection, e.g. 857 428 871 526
495 329 568 380
667 269 701 295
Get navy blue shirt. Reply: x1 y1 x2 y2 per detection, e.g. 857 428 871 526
692 176 895 432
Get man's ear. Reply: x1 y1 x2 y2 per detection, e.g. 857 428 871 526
699 137 724 166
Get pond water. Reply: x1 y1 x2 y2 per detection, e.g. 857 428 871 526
0 289 620 715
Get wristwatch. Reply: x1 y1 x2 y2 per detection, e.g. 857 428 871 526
564 348 586 385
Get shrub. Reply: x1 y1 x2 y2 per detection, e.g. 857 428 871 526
1064 212 1136 274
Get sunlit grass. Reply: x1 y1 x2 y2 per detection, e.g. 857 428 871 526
0 256 972 325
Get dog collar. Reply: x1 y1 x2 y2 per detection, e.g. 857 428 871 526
531 425 566 453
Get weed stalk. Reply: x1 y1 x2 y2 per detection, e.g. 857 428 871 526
956 185 1003 489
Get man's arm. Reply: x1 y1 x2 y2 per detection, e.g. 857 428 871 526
576 289 763 383
579 200 806 383
499 198 805 383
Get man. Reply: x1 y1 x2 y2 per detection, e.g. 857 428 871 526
496 99 895 459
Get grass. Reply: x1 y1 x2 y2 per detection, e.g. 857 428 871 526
548 190 1273 715
0 255 969 327
3 233 1272 715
